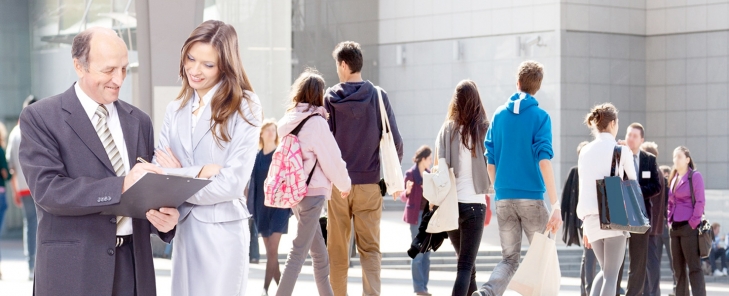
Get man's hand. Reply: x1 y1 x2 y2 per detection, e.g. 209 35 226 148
198 164 223 179
155 147 182 168
341 190 350 199
546 208 563 234
123 163 164 192
146 207 179 233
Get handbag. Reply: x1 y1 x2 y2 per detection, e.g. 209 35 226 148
507 230 561 295
425 165 459 233
596 146 651 234
688 170 713 259
375 86 404 195
422 155 451 206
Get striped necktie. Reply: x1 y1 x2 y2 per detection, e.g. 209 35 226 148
95 105 127 231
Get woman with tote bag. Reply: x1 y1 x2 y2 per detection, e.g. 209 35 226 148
435 80 491 296
576 103 636 296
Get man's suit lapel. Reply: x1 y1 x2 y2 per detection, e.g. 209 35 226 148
116 101 141 165
60 86 115 174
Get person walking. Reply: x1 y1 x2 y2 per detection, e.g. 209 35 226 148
400 145 433 296
667 146 706 296
576 103 636 296
249 118 292 294
6 95 40 280
437 80 491 296
275 69 351 296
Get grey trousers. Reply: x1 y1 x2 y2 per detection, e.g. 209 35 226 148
277 196 333 296
591 236 627 296
479 199 549 296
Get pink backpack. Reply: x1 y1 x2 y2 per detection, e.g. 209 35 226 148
263 114 319 208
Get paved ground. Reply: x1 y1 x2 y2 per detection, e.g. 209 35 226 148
2 210 729 295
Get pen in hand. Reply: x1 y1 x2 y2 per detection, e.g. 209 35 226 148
137 157 149 164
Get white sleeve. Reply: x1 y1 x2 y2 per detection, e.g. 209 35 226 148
621 146 638 180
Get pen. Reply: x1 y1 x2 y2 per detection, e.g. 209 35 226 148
137 157 149 164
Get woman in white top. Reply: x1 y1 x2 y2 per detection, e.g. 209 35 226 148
576 103 637 296
435 80 491 296
154 20 262 296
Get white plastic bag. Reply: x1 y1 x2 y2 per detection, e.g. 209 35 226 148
376 86 404 195
507 230 561 295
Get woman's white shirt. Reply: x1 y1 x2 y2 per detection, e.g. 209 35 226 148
576 132 637 243
191 82 222 132
457 144 486 204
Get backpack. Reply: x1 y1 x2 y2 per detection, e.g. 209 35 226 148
263 114 320 208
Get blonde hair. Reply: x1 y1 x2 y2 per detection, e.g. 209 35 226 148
259 118 279 150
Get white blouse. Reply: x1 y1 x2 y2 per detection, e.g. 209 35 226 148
576 132 637 243
191 82 222 132
456 144 486 204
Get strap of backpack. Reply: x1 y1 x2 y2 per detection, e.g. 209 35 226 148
689 169 695 208
290 113 321 186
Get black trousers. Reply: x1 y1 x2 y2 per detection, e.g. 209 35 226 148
112 242 137 296
447 203 486 296
616 232 649 296
670 223 706 296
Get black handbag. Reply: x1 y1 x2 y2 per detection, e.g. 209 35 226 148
596 146 651 233
688 170 713 259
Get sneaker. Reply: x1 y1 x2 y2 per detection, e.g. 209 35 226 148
723 267 728 276
472 290 487 296
415 292 432 296
713 269 724 276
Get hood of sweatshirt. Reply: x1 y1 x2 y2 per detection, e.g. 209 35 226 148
325 81 377 119
505 92 539 115
277 103 329 136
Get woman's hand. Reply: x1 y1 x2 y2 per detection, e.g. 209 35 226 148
405 180 414 195
341 190 350 199
155 147 182 168
198 164 223 179
583 235 591 249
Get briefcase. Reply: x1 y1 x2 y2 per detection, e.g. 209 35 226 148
596 146 651 234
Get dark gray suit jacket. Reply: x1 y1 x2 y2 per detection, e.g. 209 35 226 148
19 85 174 296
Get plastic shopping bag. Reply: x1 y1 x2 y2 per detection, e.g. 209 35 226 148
506 230 561 295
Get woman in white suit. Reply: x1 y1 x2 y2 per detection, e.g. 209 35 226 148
154 20 262 296
576 103 636 296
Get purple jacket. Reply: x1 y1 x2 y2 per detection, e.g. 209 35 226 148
667 169 705 229
400 165 428 225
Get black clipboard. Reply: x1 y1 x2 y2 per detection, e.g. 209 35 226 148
117 173 211 219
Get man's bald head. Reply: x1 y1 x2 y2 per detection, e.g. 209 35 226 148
72 27 126 71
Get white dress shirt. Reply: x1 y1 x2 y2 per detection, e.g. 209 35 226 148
576 133 637 243
74 82 133 236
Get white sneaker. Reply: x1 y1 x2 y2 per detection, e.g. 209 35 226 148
713 269 723 276
723 267 728 276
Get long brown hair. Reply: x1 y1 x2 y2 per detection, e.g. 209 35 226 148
177 20 258 146
446 80 489 157
669 146 696 191
287 68 326 112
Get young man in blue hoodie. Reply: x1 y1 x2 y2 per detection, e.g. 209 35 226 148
324 41 404 296
474 61 562 296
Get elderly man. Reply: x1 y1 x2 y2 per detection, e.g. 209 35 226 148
19 27 178 296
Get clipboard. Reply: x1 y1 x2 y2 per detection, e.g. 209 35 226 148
117 173 211 219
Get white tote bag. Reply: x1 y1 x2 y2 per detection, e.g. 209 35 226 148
422 157 451 206
425 167 459 233
507 230 561 296
376 86 404 195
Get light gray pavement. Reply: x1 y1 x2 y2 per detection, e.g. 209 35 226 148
2 210 729 295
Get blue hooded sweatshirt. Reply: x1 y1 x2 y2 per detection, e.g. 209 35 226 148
484 92 553 200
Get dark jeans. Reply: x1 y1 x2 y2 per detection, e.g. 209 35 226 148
709 247 728 272
670 223 706 296
447 203 486 296
644 235 666 296
616 232 649 296
249 219 260 261
0 190 7 261
581 246 597 296
21 196 37 271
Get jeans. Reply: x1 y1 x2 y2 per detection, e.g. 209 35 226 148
409 210 431 293
479 199 549 296
0 190 7 261
670 223 706 296
709 247 728 272
644 235 665 296
249 219 260 261
20 196 37 271
581 246 598 296
447 203 486 296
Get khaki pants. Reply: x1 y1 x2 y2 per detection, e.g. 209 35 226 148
327 184 382 296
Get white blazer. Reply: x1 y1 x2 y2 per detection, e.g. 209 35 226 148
576 132 638 220
155 90 262 223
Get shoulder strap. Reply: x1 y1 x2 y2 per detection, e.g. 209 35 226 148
375 86 391 134
289 113 320 185
688 169 695 207
611 146 622 177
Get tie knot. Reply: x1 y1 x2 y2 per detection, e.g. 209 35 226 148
95 104 109 118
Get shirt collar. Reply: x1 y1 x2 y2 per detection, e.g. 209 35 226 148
192 81 222 108
74 82 116 120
